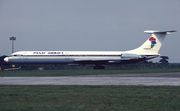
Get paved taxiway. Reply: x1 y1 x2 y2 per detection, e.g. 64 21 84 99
1 73 180 86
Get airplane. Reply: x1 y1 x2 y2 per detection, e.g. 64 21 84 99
4 30 176 69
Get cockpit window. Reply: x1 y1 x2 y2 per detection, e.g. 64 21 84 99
12 54 22 56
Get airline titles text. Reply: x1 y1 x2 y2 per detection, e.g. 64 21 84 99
33 52 64 55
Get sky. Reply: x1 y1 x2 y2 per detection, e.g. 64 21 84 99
0 0 180 62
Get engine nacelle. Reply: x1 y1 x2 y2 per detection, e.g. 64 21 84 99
121 53 142 59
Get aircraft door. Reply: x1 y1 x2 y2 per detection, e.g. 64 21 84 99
65 52 69 59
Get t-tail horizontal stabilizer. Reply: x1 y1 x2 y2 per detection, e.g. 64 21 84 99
144 30 177 34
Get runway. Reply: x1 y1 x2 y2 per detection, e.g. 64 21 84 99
1 73 180 86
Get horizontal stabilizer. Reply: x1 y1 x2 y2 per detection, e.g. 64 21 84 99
144 30 176 34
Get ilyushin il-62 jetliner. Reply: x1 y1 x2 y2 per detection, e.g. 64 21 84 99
4 30 176 69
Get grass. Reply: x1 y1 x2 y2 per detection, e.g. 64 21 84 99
0 85 180 111
1 69 180 110
0 68 180 76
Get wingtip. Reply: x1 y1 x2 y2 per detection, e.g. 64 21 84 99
170 30 177 32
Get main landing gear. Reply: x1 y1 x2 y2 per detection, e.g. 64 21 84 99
93 65 105 69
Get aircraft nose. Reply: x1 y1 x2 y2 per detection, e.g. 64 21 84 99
4 57 9 62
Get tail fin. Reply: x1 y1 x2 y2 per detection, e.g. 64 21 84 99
129 30 176 54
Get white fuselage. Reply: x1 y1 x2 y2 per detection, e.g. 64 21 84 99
4 51 158 64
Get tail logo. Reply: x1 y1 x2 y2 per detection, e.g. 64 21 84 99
149 37 156 48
